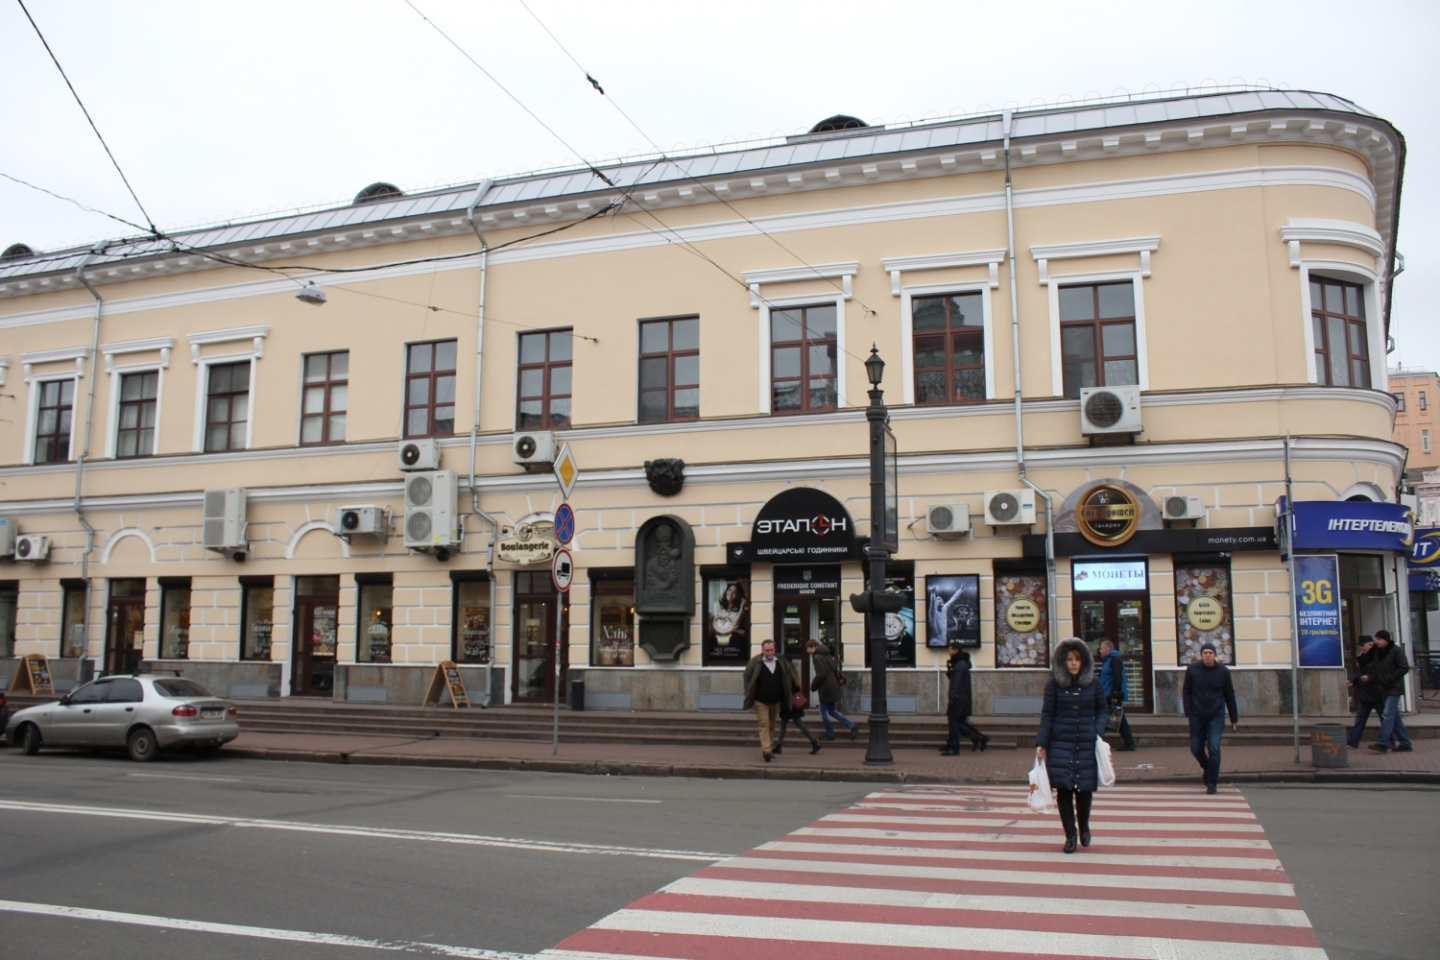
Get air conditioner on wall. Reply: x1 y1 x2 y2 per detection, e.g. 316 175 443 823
13 534 49 563
984 489 1036 526
1161 494 1206 521
336 505 386 540
202 488 248 553
1079 385 1143 435
925 502 971 536
512 431 556 468
0 517 14 557
404 471 460 553
398 438 441 472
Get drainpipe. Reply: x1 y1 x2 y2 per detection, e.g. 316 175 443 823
74 247 104 680
465 180 498 706
1003 109 1059 646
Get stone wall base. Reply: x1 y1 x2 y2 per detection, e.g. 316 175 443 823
147 660 283 699
1153 668 1349 717
335 664 505 707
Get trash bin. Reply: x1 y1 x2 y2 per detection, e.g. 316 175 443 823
1310 723 1348 768
569 674 585 711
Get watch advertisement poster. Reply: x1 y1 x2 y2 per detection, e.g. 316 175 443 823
864 564 915 667
925 574 980 648
703 574 751 665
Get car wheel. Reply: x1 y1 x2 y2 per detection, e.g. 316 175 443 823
19 724 42 756
127 727 159 762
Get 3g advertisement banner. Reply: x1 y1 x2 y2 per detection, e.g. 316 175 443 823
1294 554 1343 667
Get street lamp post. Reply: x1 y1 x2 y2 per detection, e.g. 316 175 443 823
863 346 894 766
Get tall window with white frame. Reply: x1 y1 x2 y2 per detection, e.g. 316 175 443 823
116 370 158 458
34 379 75 463
404 340 457 438
204 361 250 452
516 329 572 430
912 292 984 405
638 317 699 423
1310 278 1370 388
301 351 348 445
771 304 837 414
1060 282 1137 399
1424 429 1431 455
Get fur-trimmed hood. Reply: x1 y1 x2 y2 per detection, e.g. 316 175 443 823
1051 637 1095 688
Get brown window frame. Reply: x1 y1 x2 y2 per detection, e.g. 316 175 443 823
33 377 76 464
300 351 349 446
637 317 700 423
116 369 159 459
516 329 573 430
1394 392 1407 412
1059 282 1138 399
1310 278 1370 389
911 292 985 405
770 304 838 415
1421 390 1428 411
204 361 251 453
404 340 457 439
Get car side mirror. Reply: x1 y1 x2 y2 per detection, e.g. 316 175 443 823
58 694 72 706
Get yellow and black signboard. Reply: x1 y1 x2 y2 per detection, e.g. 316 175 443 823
423 660 469 708
9 654 54 695
1075 484 1142 547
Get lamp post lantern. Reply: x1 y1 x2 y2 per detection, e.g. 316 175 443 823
861 344 896 765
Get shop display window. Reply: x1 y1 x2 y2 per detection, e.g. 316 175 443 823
703 571 751 665
0 581 16 658
1175 560 1233 664
591 575 636 666
357 579 394 663
159 580 192 660
453 578 491 664
995 572 1048 667
61 581 87 658
240 579 275 661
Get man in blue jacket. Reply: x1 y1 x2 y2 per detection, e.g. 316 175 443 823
1182 642 1240 794
1098 640 1137 751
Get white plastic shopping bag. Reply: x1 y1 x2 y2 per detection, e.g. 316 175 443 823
1096 737 1117 788
1027 756 1054 813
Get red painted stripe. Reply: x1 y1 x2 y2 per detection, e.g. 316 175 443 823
813 821 1268 841
556 927 1139 960
784 833 1281 859
628 893 1320 948
699 864 1303 910
740 848 1291 884
841 808 1258 824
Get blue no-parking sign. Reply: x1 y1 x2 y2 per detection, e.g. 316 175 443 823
554 503 575 545
1294 554 1343 667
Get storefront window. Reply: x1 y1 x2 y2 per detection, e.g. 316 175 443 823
591 576 636 666
453 578 491 663
241 579 274 661
357 580 393 663
61 581 87 658
924 574 980 649
703 571 751 665
0 581 16 658
160 580 192 660
864 563 915 667
995 572 1048 667
1175 560 1233 664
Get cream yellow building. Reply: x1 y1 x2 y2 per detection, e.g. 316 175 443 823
0 89 1411 718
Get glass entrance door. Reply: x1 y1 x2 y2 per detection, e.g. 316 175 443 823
775 596 841 695
513 571 568 702
1074 592 1152 713
292 576 339 696
105 579 146 675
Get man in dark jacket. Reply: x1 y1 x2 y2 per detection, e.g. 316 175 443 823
743 640 794 762
1098 640 1137 751
941 643 988 755
1348 630 1413 752
1182 642 1239 794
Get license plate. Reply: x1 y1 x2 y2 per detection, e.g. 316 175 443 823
201 709 223 720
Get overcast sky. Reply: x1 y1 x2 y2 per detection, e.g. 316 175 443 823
3 0 1436 369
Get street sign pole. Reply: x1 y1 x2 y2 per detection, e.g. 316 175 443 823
549 445 579 758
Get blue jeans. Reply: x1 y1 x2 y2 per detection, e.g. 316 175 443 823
1189 714 1225 788
818 701 855 738
1378 695 1412 749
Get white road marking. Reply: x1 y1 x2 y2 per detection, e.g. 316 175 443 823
504 795 662 804
126 773 243 783
0 798 725 861
0 899 528 958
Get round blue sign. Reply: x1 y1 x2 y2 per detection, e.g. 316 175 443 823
554 503 576 545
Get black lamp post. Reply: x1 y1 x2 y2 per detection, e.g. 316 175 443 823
862 345 894 766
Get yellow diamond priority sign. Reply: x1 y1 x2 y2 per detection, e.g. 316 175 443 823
553 442 579 500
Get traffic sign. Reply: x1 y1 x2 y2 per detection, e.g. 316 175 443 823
551 548 574 593
554 503 576 545
553 442 579 500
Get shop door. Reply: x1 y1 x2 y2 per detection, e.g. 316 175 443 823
514 573 568 702
105 579 147 675
774 596 841 696
1074 592 1152 713
292 576 339 696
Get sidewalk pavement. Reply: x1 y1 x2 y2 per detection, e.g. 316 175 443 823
223 727 1440 786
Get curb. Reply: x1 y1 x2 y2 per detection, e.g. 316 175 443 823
219 746 1440 786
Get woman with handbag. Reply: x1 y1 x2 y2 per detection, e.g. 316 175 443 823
1035 637 1109 854
775 658 821 755
806 638 858 741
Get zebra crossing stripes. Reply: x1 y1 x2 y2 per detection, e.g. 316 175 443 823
540 783 1328 960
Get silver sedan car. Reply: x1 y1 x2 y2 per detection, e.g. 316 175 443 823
5 675 240 761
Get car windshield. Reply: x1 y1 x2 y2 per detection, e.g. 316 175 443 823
152 678 214 699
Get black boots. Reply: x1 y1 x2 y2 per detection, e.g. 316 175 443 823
974 735 989 752
1057 796 1078 854
1077 790 1093 848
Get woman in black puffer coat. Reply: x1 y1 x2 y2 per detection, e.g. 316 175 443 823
1035 637 1108 854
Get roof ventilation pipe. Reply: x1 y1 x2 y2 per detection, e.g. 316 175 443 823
465 180 497 706
1004 109 1058 646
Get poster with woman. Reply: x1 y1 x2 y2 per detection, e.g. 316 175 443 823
703 575 751 665
925 574 980 648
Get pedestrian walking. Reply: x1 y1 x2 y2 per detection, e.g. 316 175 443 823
1348 629 1413 752
1097 639 1138 751
743 639 794 762
940 643 988 754
806 638 858 741
1182 642 1240 794
1034 637 1108 854
775 658 821 756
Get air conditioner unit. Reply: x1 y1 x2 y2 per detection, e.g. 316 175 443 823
336 505 386 540
1079 385 1143 435
0 517 14 557
202 488 248 552
925 502 971 536
404 470 460 553
13 534 49 563
398 438 441 472
512 431 556 467
984 489 1036 526
1161 494 1206 521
